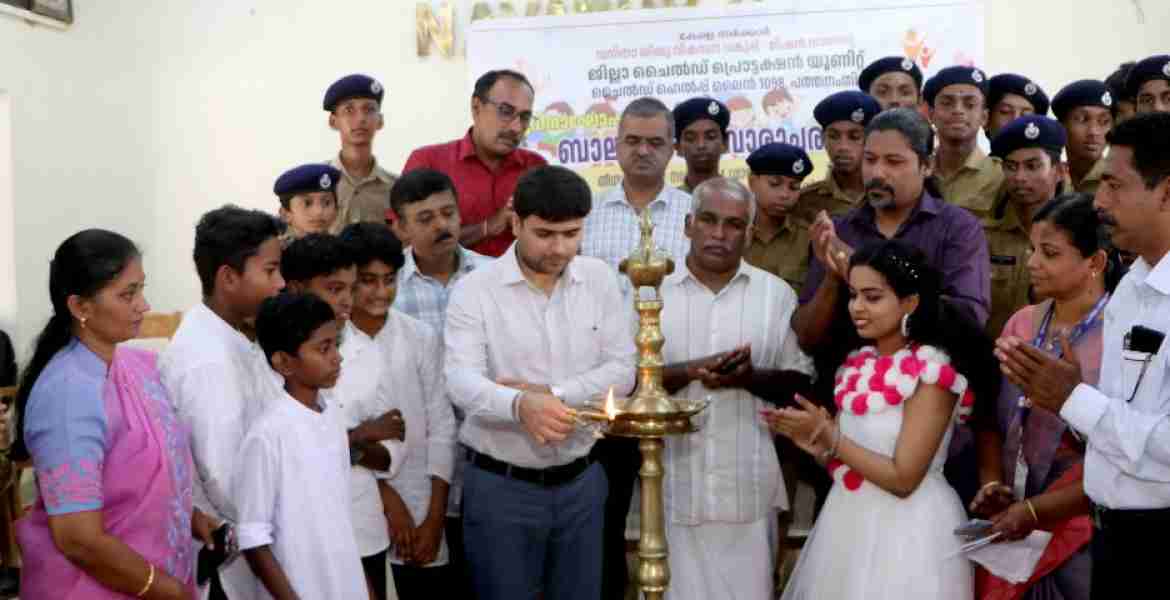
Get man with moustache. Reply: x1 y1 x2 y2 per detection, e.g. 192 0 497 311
996 112 1170 599
984 115 1068 336
389 168 490 600
404 69 547 258
924 66 1005 220
673 97 730 194
798 91 883 221
791 108 989 504
658 177 814 600
580 96 691 600
1053 80 1114 196
445 166 635 600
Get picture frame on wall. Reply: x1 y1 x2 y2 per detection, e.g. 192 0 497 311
30 0 70 23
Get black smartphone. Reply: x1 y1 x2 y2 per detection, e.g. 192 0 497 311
196 525 231 585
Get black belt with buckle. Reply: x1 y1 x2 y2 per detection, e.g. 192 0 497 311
1090 502 1170 531
467 448 593 487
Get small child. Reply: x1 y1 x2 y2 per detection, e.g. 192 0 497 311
274 163 341 244
237 292 369 600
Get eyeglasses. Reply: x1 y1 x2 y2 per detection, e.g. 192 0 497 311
478 97 533 126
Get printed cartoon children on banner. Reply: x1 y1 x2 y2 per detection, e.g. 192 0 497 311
468 1 985 192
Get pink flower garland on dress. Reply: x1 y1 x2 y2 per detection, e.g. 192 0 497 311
826 344 976 492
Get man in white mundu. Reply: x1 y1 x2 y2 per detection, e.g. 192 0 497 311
658 178 815 599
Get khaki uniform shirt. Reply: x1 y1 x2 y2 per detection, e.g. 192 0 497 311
983 199 1033 337
935 148 1005 220
328 155 397 234
795 169 863 222
1068 157 1106 197
745 217 811 296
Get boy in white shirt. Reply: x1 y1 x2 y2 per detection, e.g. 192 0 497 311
340 222 456 598
280 233 411 599
238 292 368 600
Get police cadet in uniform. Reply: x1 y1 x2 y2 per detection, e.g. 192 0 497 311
1127 54 1170 115
674 97 730 194
924 65 1005 220
1052 80 1113 196
744 143 815 294
1105 61 1138 125
273 163 342 246
985 73 1050 139
323 74 397 233
857 56 924 111
984 116 1068 336
798 91 882 221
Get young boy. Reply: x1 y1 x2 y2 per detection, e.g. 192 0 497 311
743 142 815 295
160 205 286 600
274 163 341 244
339 223 456 597
324 74 397 232
238 292 368 600
281 233 417 599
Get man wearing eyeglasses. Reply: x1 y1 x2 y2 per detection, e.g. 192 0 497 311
324 74 398 233
403 70 547 258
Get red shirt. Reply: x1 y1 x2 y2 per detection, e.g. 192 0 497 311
403 129 547 257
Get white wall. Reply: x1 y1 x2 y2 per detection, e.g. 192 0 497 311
0 93 15 337
0 0 1167 356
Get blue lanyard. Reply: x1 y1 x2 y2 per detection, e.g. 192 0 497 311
1030 294 1109 358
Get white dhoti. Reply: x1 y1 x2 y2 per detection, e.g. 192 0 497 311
665 518 773 600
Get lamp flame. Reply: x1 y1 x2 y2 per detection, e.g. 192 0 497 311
604 387 619 420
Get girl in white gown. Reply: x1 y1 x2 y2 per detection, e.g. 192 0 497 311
766 240 999 600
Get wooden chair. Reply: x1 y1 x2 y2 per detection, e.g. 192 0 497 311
137 311 183 340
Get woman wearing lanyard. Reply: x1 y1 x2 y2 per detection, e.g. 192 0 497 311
971 193 1124 600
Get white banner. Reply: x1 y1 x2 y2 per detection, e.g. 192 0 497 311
468 0 985 192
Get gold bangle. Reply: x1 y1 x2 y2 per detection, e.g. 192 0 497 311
482 220 489 239
137 563 155 598
979 480 1002 494
1024 499 1040 524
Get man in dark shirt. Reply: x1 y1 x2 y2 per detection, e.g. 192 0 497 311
791 108 990 505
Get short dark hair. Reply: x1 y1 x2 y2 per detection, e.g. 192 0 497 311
280 233 356 284
473 69 534 100
390 169 457 220
339 223 405 271
865 107 935 164
1106 112 1170 189
255 291 336 363
193 205 283 297
513 165 592 222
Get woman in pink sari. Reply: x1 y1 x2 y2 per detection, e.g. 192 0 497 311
12 230 210 599
973 194 1124 600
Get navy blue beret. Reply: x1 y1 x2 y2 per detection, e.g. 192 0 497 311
988 73 1050 116
1125 54 1170 99
923 66 989 106
1051 80 1112 122
813 91 882 128
746 143 813 179
990 115 1067 159
858 56 923 94
323 74 384 112
274 164 342 196
673 97 730 139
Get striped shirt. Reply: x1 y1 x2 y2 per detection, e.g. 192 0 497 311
581 183 692 299
661 261 814 525
394 245 492 338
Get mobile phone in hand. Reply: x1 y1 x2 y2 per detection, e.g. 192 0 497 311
954 519 994 539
